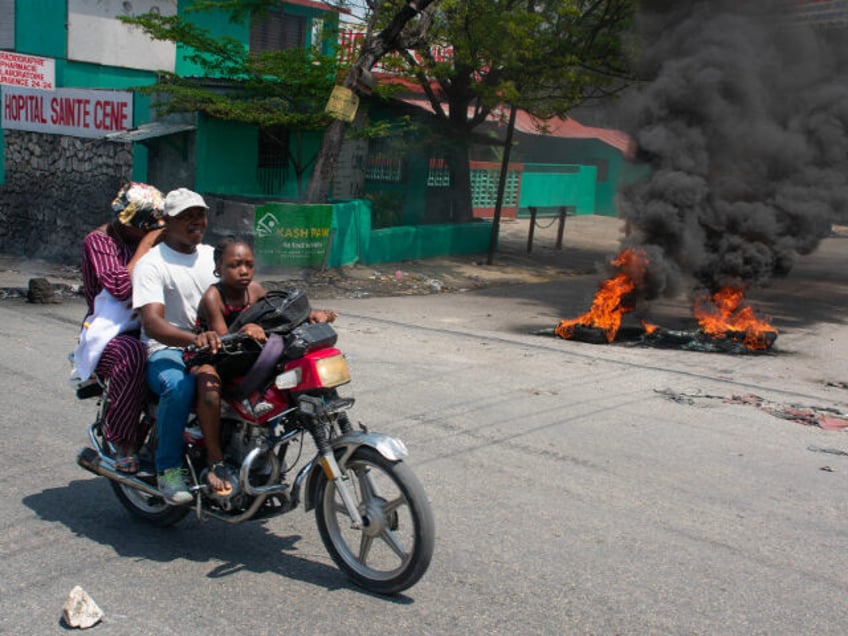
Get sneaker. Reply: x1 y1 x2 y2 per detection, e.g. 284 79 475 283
157 468 193 505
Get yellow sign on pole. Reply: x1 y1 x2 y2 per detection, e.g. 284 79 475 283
325 85 359 122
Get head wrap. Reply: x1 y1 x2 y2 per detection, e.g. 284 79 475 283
112 182 165 230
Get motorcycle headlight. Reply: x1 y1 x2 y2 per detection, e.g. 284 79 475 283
315 354 351 388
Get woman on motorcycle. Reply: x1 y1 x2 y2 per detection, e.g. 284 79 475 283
191 237 336 494
79 183 165 473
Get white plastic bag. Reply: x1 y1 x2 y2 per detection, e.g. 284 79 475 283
73 289 139 380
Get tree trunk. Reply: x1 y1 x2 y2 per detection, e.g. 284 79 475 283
304 0 438 204
305 118 347 203
448 142 473 223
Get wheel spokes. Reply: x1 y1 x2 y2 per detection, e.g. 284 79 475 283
382 495 406 516
379 528 408 560
358 533 374 563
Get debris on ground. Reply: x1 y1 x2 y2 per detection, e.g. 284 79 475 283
808 446 848 457
258 257 580 301
0 254 583 302
62 586 103 629
655 389 848 430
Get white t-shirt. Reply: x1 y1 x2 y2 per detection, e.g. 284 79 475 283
132 242 217 355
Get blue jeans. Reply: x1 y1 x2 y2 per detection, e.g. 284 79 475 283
146 348 196 473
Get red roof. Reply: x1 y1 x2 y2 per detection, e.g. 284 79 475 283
398 97 635 157
285 0 344 13
512 109 635 157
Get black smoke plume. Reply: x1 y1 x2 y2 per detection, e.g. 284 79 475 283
616 0 848 296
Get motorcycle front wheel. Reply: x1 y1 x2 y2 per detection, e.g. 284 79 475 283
314 446 435 595
110 480 189 527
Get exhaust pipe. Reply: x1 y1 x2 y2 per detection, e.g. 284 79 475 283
77 447 162 498
77 446 295 523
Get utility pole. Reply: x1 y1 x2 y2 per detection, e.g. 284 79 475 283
486 104 518 265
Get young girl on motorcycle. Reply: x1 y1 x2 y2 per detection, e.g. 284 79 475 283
192 237 337 494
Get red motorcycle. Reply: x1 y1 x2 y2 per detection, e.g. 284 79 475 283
76 312 435 595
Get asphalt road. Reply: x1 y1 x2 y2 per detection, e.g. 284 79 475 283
1 231 847 635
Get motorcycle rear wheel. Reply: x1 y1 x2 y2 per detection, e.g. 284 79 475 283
314 447 435 595
110 480 189 527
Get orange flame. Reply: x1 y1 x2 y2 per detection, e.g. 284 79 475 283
693 287 777 350
555 248 650 342
641 320 658 335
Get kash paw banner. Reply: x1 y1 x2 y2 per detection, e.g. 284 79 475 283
254 203 333 269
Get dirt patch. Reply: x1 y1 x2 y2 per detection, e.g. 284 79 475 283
0 216 625 301
259 255 591 301
259 216 622 300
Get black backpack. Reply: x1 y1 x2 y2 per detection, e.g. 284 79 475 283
227 288 311 335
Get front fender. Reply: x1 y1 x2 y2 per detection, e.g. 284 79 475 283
303 431 408 512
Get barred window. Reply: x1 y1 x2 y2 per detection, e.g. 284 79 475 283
258 126 289 167
427 158 450 187
257 127 290 195
366 153 403 182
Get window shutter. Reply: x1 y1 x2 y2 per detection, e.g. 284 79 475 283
250 10 307 53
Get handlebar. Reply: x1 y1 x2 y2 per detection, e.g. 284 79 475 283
184 331 249 355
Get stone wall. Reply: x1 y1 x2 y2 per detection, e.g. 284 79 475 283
0 131 133 264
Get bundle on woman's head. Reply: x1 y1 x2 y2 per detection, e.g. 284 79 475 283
112 182 165 230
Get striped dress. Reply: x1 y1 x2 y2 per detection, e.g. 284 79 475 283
80 229 148 449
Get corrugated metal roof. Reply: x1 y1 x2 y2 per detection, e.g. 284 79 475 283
105 121 196 143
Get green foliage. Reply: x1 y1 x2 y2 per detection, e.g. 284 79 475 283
349 115 417 141
120 11 339 129
403 0 636 127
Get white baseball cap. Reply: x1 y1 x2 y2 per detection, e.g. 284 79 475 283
164 188 208 217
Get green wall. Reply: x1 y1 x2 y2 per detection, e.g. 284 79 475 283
175 6 248 77
518 164 597 216
14 0 65 57
175 3 339 77
195 117 259 195
61 61 157 90
515 137 626 217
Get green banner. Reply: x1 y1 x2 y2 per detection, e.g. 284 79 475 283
254 203 333 268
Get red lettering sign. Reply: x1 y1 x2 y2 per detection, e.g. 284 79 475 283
2 87 132 138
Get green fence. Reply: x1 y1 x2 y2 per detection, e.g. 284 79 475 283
364 222 491 264
252 199 492 270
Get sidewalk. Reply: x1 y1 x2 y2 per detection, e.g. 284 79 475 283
0 215 626 301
